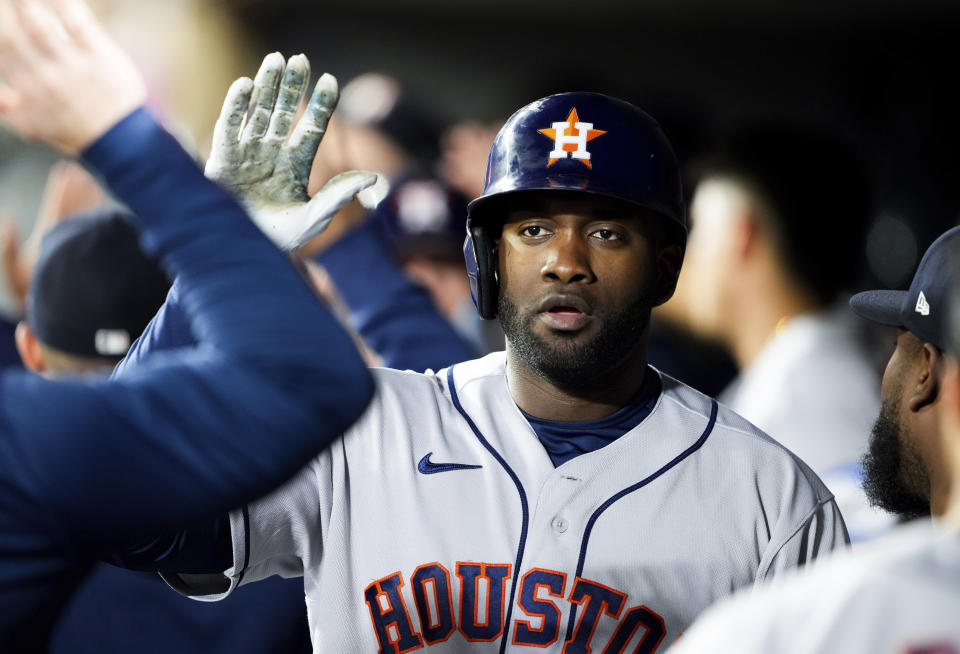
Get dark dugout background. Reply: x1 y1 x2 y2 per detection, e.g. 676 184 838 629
229 0 960 290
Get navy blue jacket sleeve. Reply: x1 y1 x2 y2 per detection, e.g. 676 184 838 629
114 280 197 376
315 220 477 372
0 108 374 549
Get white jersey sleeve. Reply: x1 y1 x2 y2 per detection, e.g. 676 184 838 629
755 458 848 580
668 520 960 654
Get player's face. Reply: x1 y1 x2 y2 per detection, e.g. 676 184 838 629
495 193 679 388
862 329 931 519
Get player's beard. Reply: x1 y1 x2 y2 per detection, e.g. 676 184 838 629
498 289 652 391
861 399 931 520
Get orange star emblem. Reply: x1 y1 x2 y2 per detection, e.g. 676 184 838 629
537 107 606 168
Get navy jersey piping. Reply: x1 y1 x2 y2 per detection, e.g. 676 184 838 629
563 398 719 643
446 365 529 654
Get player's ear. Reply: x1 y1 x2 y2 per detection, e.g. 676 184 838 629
15 322 46 374
941 355 960 413
652 241 683 307
907 341 943 412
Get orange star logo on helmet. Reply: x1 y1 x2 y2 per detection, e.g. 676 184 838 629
537 108 606 168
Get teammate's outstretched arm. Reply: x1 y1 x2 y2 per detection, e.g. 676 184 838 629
0 0 372 542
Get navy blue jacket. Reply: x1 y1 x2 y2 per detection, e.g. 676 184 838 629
314 220 477 372
0 108 373 650
119 218 478 375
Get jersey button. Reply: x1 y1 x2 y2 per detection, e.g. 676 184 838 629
552 517 569 533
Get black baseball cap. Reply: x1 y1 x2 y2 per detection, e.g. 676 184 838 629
338 73 445 172
25 208 171 358
850 225 960 351
375 176 468 262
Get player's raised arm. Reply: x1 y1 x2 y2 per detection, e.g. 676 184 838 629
118 52 479 374
0 0 372 544
115 52 386 369
205 52 382 251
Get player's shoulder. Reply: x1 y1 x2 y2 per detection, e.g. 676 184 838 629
444 351 506 385
758 519 947 591
841 519 960 595
359 352 505 421
677 521 958 654
658 367 791 446
657 368 832 497
364 364 449 416
369 363 445 390
369 351 504 393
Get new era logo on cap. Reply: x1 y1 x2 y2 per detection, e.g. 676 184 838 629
95 329 131 356
850 225 960 351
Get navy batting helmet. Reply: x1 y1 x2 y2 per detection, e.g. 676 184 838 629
464 92 686 319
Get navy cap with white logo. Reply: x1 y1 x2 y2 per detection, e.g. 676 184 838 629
375 176 468 262
26 208 171 358
850 225 960 351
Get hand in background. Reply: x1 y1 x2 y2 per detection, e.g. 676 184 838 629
0 160 103 308
0 0 147 153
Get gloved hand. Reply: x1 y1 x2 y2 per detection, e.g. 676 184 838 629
205 52 382 251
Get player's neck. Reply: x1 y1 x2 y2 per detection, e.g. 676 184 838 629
726 273 821 371
942 466 960 527
939 369 960 529
505 342 650 422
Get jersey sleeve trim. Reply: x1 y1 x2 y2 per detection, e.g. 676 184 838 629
157 507 249 602
756 496 848 581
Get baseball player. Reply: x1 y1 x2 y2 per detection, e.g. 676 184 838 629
853 227 960 520
0 1 375 648
118 54 849 653
668 229 960 654
14 208 170 379
672 124 892 541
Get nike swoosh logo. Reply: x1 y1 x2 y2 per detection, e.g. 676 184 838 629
417 452 482 475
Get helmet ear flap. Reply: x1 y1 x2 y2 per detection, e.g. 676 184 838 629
463 223 499 320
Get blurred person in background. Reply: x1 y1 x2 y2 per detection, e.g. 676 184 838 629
438 119 500 202
0 161 104 371
303 71 447 252
1 162 104 313
14 209 169 378
668 123 895 541
303 71 483 370
7 207 312 654
374 176 504 354
669 227 960 654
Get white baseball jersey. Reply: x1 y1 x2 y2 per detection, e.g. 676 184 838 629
719 306 895 542
165 352 847 652
669 520 960 654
